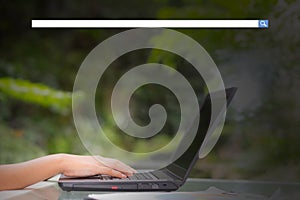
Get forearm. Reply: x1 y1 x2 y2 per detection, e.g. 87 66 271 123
0 154 65 190
0 153 135 190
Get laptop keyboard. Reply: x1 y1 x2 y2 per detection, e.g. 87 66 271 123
127 172 158 180
99 172 159 181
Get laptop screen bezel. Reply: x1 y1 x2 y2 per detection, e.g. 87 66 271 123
164 87 237 181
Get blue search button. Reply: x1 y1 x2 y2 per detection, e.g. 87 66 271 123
258 20 269 28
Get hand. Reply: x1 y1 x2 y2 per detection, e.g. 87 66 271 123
61 154 136 178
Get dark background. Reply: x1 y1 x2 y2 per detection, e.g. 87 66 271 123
0 0 299 182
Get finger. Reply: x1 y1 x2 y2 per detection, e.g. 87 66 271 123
118 161 136 173
96 157 136 174
109 159 136 174
98 166 127 178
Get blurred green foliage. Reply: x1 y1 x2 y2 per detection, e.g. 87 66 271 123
0 0 299 181
0 77 72 114
0 124 45 164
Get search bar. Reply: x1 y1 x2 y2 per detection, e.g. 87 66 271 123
31 20 269 28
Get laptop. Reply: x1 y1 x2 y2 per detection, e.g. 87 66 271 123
59 87 237 191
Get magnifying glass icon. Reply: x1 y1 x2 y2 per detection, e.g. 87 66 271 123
258 20 269 28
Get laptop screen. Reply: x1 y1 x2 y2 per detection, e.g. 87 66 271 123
165 88 237 180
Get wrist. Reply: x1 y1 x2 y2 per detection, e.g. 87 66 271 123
55 153 69 174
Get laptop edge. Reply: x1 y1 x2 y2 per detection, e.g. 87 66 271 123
59 87 237 191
